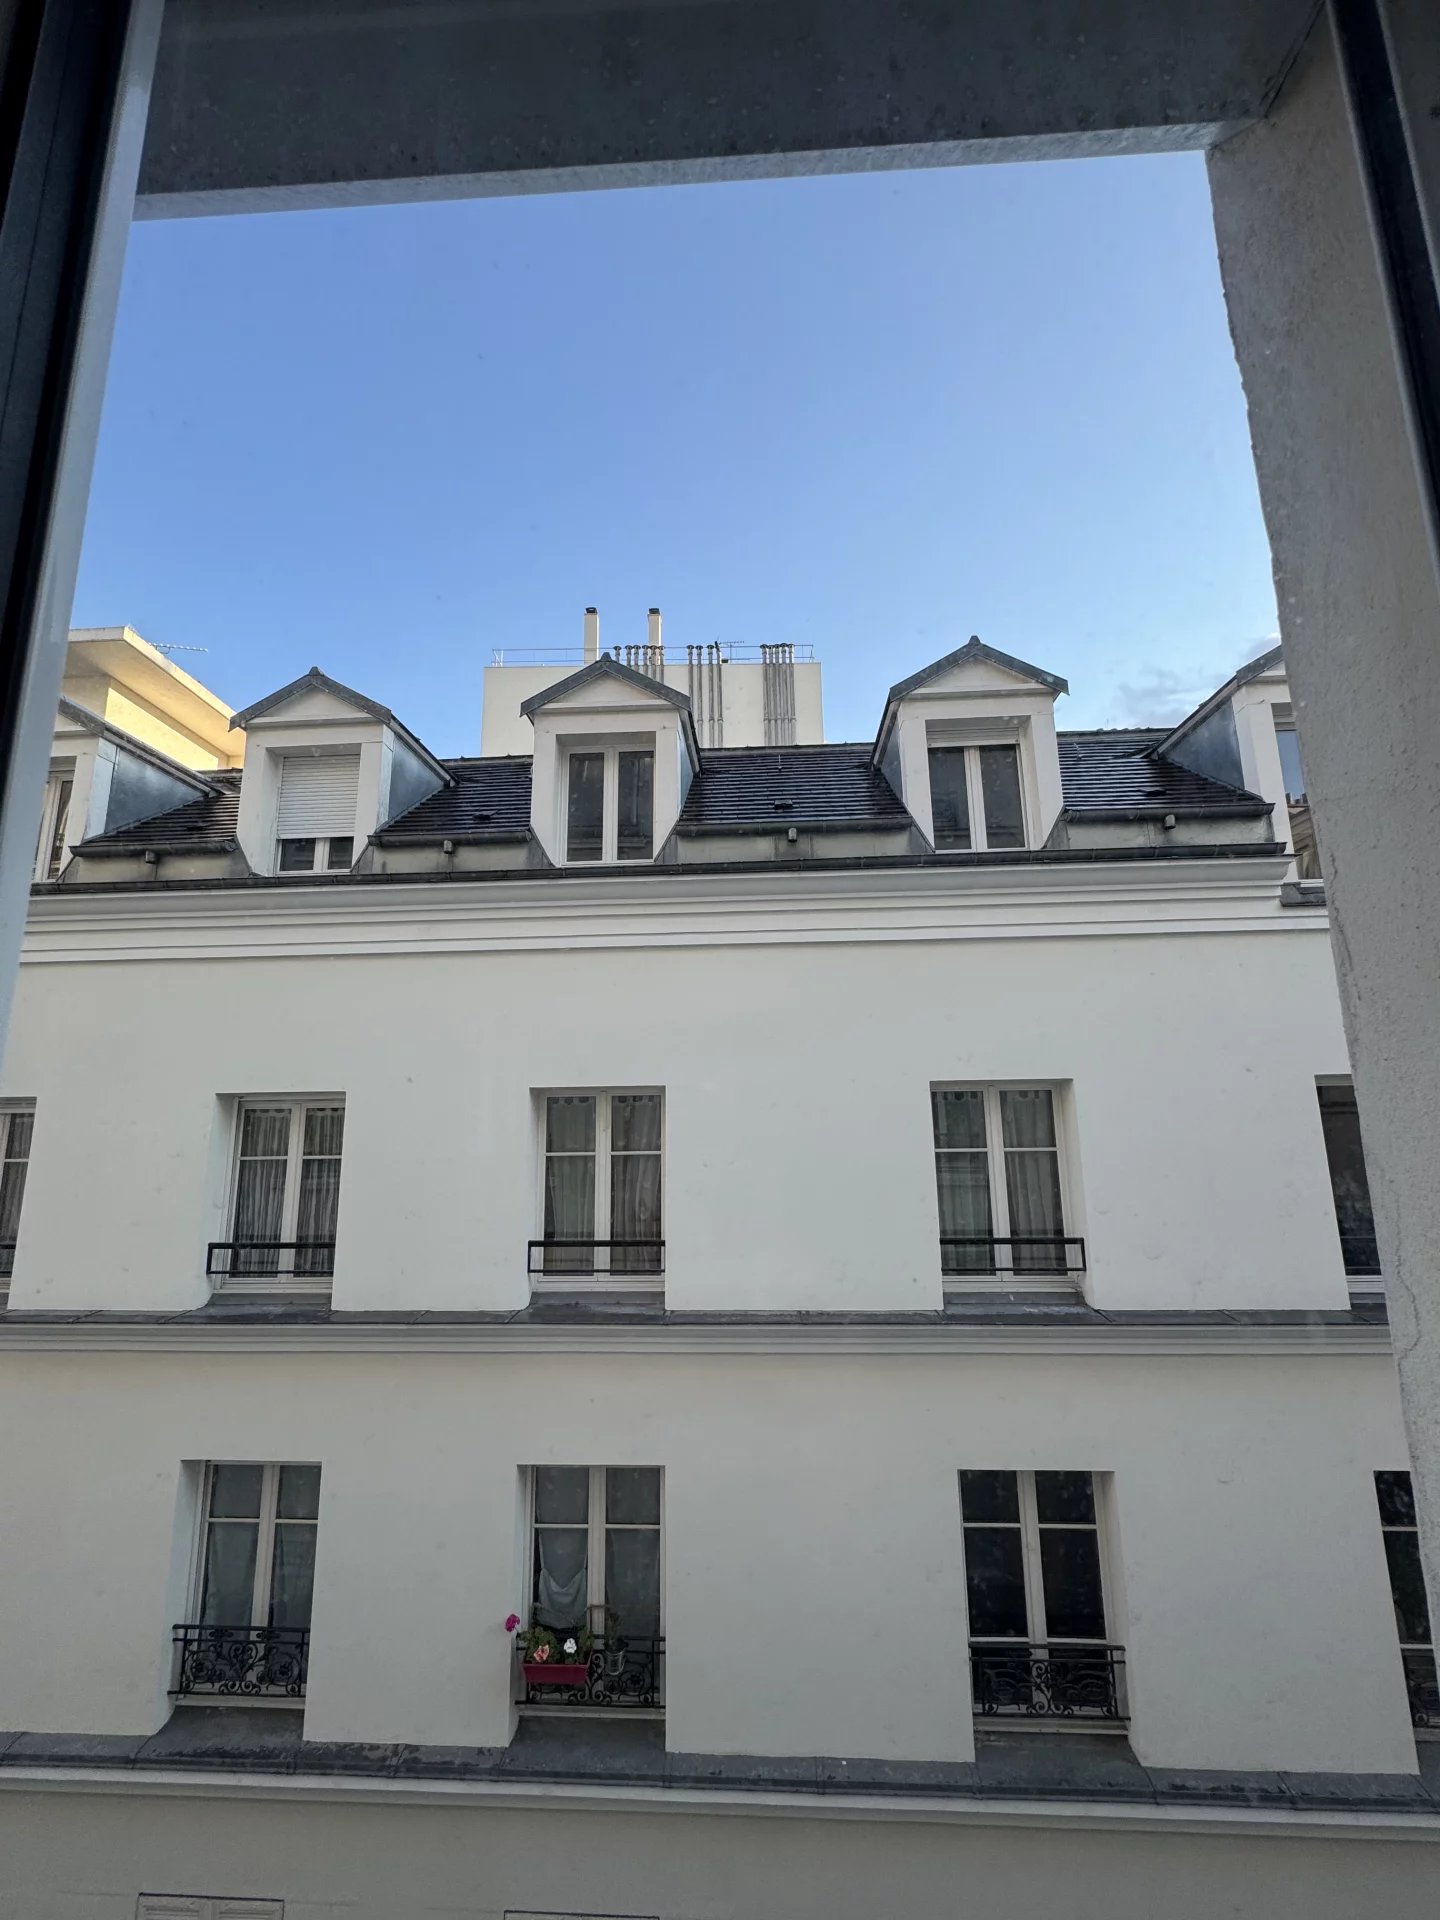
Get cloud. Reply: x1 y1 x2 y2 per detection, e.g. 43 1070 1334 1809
1106 667 1215 728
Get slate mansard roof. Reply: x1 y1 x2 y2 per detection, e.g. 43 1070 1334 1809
70 731 1267 862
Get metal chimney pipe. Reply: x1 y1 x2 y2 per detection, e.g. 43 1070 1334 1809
648 607 662 655
583 607 600 663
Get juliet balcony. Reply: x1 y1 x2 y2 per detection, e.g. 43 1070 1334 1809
171 1622 310 1700
514 1630 665 1713
970 1641 1127 1723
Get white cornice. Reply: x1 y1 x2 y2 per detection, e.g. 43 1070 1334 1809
0 1764 1434 1840
0 1320 1391 1357
20 858 1324 964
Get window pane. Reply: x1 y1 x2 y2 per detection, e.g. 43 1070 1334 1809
928 747 971 849
964 1525 1028 1637
4 1109 33 1161
566 752 604 862
999 1088 1056 1150
533 1526 589 1627
0 1158 29 1253
605 1527 661 1636
606 1467 661 1525
208 1463 264 1518
278 837 317 871
1377 1470 1417 1529
1005 1152 1065 1271
960 1469 1020 1524
1275 723 1306 801
1034 1471 1096 1525
544 1154 596 1247
295 1157 341 1267
617 750 654 860
232 1155 287 1272
1038 1529 1106 1640
535 1466 590 1525
239 1107 292 1158
978 746 1025 848
301 1105 344 1158
1383 1532 1434 1645
269 1524 316 1630
611 1151 662 1271
935 1152 993 1271
1318 1085 1378 1273
45 776 73 879
545 1094 596 1154
611 1092 661 1153
325 835 354 870
931 1088 987 1151
200 1522 258 1623
277 1464 321 1519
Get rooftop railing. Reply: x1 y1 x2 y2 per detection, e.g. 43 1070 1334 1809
490 644 815 666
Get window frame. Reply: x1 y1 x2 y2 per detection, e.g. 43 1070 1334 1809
524 1464 665 1636
960 1469 1114 1652
930 1082 1077 1290
1316 1076 1380 1289
34 767 74 881
532 1087 664 1288
927 740 1028 852
562 740 656 865
0 1100 35 1285
219 1095 346 1287
1374 1468 1437 1732
275 833 355 874
189 1461 320 1632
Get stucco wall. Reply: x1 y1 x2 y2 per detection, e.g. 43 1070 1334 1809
0 1346 1415 1770
3 906 1356 1316
1 1787 1437 1920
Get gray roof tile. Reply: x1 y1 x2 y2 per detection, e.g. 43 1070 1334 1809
675 744 912 834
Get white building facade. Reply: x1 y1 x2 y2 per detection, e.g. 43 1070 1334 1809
0 628 1434 1919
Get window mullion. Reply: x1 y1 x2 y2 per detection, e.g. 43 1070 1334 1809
1019 1472 1046 1644
985 1087 1010 1244
254 1465 281 1627
282 1105 304 1243
597 1094 612 1243
602 751 618 864
589 1465 605 1617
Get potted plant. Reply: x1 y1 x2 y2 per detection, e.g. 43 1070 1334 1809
507 1613 592 1687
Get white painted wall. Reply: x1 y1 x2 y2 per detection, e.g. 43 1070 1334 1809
0 1345 1415 1772
3 1786 1437 1920
6 872 1355 1315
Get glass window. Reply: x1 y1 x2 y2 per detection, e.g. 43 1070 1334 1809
1317 1082 1379 1279
278 837 318 872
928 743 1026 851
197 1462 319 1635
36 774 73 881
978 746 1025 848
529 1466 662 1640
932 1086 1069 1282
0 1105 34 1281
617 750 654 860
538 1091 662 1281
928 747 971 850
960 1468 1111 1649
1374 1470 1437 1725
565 751 605 862
227 1099 344 1282
1275 719 1306 801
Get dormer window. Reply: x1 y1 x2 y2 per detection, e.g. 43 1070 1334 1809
274 749 360 875
34 771 74 881
565 745 654 864
928 743 1026 851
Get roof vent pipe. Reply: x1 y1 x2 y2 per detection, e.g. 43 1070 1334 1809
648 607 662 655
583 607 599 664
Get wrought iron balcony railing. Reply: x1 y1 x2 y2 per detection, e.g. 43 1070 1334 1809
207 1240 336 1280
516 1632 665 1710
528 1238 665 1279
172 1622 310 1699
1402 1647 1439 1728
970 1641 1126 1721
941 1235 1087 1279
1340 1230 1382 1278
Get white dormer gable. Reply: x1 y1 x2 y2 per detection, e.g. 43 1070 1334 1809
522 656 700 867
874 638 1067 852
230 668 448 876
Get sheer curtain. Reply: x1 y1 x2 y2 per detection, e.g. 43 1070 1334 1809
543 1096 596 1274
233 1108 289 1276
610 1093 661 1274
932 1089 993 1274
533 1467 590 1629
1000 1089 1065 1273
295 1106 344 1277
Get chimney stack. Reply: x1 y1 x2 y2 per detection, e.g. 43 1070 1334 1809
648 607 663 655
583 607 599 663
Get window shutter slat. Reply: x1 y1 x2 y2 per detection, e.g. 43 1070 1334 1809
276 752 360 837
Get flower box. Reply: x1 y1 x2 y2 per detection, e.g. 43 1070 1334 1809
522 1661 589 1687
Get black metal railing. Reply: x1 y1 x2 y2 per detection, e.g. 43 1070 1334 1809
942 1236 1087 1279
970 1642 1126 1721
172 1623 310 1699
1340 1230 1382 1278
516 1632 665 1709
1402 1647 1439 1728
527 1239 665 1279
207 1241 336 1280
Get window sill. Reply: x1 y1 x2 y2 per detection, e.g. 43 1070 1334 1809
530 1276 664 1296
173 1692 305 1710
972 1716 1128 1736
209 1277 335 1295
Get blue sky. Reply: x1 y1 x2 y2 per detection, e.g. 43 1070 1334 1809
74 154 1277 751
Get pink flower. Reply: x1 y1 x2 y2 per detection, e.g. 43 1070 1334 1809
533 1642 551 1661
504 1614 520 1633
